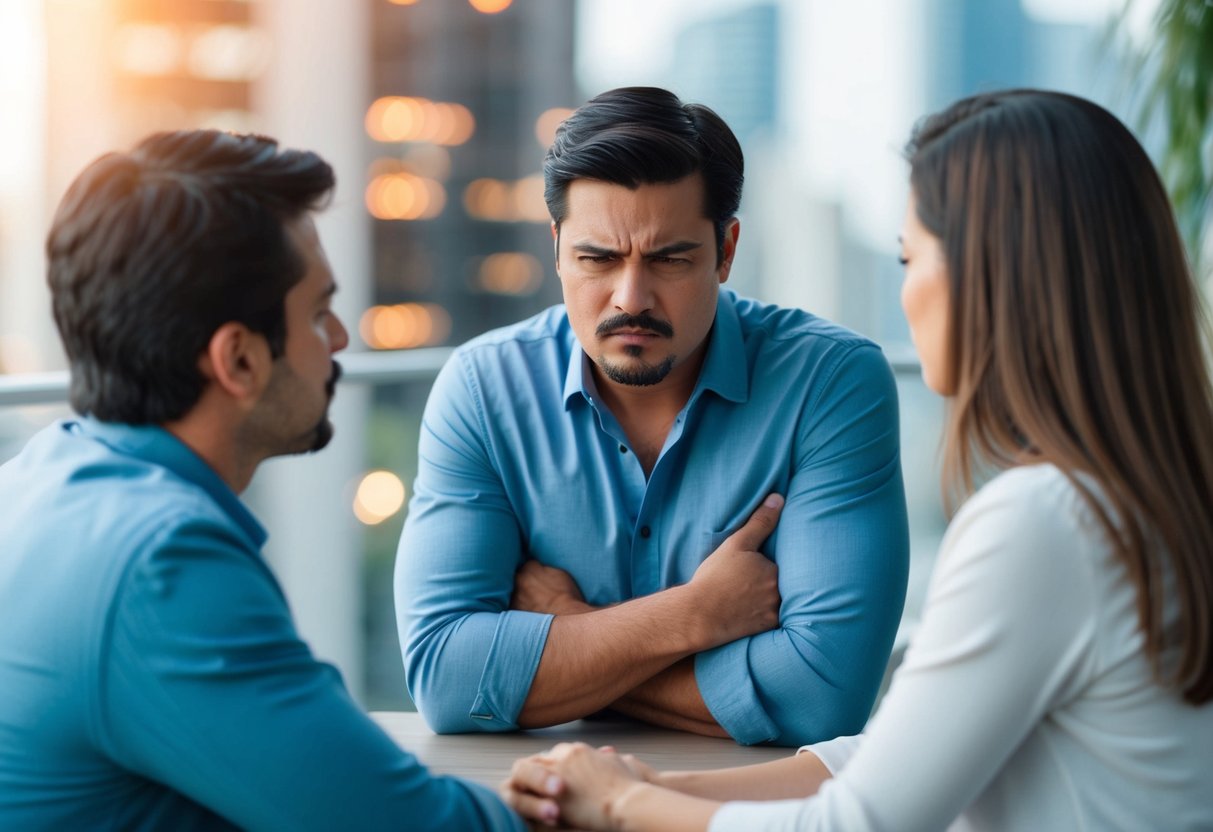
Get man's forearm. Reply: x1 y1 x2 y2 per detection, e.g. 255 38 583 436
609 657 727 737
515 496 784 729
517 587 707 728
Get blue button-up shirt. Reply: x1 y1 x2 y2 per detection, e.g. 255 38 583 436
396 290 910 747
0 418 522 831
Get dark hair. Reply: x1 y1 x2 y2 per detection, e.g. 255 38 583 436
907 89 1213 704
543 86 743 263
47 130 335 424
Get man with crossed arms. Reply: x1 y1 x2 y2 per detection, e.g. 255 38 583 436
395 87 909 747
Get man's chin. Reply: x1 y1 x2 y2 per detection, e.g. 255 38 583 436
598 354 676 387
307 418 335 453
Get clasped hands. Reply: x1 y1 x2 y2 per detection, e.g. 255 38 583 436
501 741 655 831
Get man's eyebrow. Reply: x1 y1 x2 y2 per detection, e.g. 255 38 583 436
319 282 338 301
571 242 619 257
646 240 703 257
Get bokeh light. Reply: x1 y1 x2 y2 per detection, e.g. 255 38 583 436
359 303 453 350
511 174 549 222
464 175 549 223
353 470 406 525
534 107 574 147
187 25 271 82
113 22 181 76
468 0 513 13
365 96 475 145
477 252 544 296
365 172 446 220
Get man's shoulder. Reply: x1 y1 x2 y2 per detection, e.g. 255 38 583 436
729 292 878 353
446 304 576 388
455 304 573 356
727 293 887 389
0 421 248 560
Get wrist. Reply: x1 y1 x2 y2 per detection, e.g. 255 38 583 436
560 598 596 615
664 583 713 652
607 780 653 832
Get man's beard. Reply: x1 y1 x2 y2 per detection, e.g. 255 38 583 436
305 361 343 452
597 351 676 386
595 313 675 386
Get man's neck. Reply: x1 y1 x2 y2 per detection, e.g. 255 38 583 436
593 345 706 476
163 414 259 495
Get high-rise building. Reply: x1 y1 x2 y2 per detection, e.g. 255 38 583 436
667 4 779 144
364 0 577 348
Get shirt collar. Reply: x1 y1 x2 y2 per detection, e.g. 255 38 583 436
73 417 268 548
562 288 749 409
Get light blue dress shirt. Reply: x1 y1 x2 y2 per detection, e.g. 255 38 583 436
396 289 910 747
0 418 522 831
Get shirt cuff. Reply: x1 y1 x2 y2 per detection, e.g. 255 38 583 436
695 639 779 745
801 733 861 775
468 610 553 728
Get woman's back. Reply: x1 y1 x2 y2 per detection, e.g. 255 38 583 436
862 464 1212 830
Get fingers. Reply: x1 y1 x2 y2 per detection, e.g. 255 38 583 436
502 758 565 826
509 757 564 797
726 493 784 552
500 786 560 827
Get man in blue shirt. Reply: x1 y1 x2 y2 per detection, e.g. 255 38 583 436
0 131 522 830
395 87 910 748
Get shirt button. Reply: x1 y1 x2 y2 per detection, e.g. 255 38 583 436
619 444 628 454
640 526 651 539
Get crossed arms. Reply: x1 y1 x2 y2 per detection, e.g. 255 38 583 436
394 343 909 746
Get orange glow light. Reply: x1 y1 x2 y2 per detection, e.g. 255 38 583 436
534 107 574 147
366 172 445 220
464 178 510 221
365 96 474 146
360 303 451 350
512 174 549 223
353 470 406 525
468 0 513 13
478 252 544 296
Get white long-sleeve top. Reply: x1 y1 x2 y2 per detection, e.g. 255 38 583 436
711 464 1213 831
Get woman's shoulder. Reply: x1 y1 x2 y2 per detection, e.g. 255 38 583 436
943 464 1107 571
961 464 1091 525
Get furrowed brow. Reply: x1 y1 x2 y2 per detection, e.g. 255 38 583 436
572 243 620 257
646 240 703 257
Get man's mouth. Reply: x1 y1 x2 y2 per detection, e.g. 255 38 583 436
596 313 674 340
325 361 343 399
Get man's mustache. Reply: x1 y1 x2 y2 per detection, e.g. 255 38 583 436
596 313 674 339
325 361 343 399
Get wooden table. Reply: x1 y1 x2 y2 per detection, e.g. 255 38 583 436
371 711 793 788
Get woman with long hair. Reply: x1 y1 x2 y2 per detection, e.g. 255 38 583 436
500 89 1213 831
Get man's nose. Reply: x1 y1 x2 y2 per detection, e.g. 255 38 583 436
329 313 350 353
612 261 655 315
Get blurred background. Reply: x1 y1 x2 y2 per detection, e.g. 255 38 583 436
0 0 1208 710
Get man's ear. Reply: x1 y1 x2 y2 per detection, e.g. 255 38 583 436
718 218 741 285
197 323 272 406
551 221 560 271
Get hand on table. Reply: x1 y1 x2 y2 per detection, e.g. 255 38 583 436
501 743 653 831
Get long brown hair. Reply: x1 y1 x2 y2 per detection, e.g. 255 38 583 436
907 90 1213 705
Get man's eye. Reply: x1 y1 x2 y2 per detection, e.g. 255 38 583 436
579 255 613 264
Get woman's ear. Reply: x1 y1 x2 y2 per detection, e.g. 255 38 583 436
197 323 273 407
